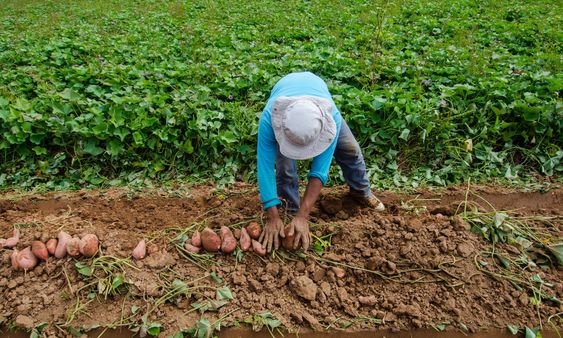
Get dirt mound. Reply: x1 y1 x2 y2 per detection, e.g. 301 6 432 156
0 184 561 336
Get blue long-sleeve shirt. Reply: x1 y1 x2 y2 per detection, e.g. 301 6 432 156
257 72 342 210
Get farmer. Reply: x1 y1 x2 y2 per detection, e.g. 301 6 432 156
258 71 385 252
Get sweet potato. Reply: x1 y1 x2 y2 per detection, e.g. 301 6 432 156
79 234 99 257
282 225 296 251
239 228 251 252
17 247 38 271
191 230 202 247
219 226 237 254
184 242 201 253
201 228 221 252
55 231 72 258
46 239 57 255
246 222 261 240
2 229 20 248
11 249 19 270
67 237 81 257
31 241 49 261
132 239 146 260
252 239 267 256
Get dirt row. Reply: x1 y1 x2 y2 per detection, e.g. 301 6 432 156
0 183 561 337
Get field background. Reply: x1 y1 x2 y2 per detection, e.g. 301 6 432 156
0 0 561 190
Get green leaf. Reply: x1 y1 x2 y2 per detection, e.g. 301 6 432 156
111 274 124 289
13 97 32 111
399 128 410 141
32 146 47 155
146 323 162 336
547 243 563 265
83 139 104 156
59 88 81 101
216 285 233 300
210 272 223 284
507 324 519 335
75 262 93 276
525 327 537 338
197 318 212 338
131 305 140 314
107 139 123 156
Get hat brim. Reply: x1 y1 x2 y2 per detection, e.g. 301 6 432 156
271 96 337 160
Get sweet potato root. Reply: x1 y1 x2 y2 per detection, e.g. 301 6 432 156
219 226 237 254
252 239 267 256
79 234 99 257
132 239 146 260
191 230 201 247
184 242 201 253
66 237 81 257
239 228 251 252
201 228 221 252
46 239 57 255
245 222 261 240
31 241 49 261
55 231 71 258
282 225 296 251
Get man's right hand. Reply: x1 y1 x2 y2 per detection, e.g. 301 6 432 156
259 206 285 252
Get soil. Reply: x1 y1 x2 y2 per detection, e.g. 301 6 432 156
0 183 561 337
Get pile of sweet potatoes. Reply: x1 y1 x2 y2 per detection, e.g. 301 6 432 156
1 229 99 272
181 221 267 256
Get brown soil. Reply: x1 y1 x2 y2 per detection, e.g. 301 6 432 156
0 183 561 337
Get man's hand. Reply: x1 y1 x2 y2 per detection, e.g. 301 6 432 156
259 206 285 252
286 216 311 251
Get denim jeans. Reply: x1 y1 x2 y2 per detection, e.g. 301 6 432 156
276 118 372 212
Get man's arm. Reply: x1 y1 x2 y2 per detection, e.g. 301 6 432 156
257 110 285 252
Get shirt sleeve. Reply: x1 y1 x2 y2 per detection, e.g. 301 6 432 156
257 110 281 210
308 113 342 185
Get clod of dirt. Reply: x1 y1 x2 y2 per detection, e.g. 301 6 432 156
331 266 346 278
359 295 377 306
451 215 471 231
291 275 318 301
320 197 342 215
143 250 175 269
15 314 35 329
456 242 474 257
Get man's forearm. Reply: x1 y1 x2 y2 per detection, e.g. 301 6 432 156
296 178 322 219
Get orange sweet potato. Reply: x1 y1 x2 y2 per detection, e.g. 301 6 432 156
66 237 81 257
220 226 237 254
79 234 99 257
245 222 261 240
201 228 221 252
282 225 297 251
132 239 146 260
239 228 251 252
191 230 202 247
55 231 71 258
2 229 20 248
31 241 49 261
184 242 201 253
16 247 38 271
252 239 267 256
46 239 57 255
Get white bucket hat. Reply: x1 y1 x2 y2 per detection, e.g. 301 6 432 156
271 96 336 160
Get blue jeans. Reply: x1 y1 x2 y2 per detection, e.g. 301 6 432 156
276 118 372 212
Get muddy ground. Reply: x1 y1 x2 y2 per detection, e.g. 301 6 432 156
0 183 561 337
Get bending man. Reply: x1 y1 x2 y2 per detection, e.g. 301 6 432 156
258 72 384 252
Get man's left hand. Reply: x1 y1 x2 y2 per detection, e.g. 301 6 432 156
286 216 311 251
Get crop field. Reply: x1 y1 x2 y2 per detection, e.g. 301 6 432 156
0 0 562 338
